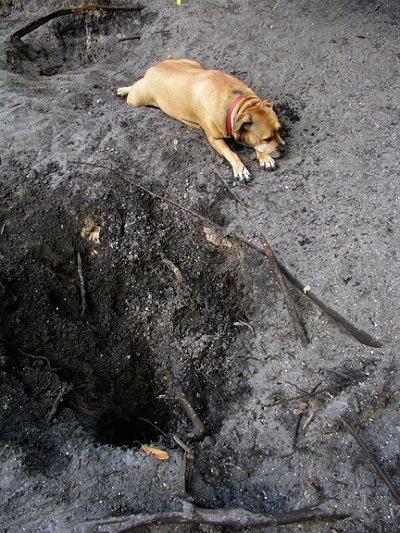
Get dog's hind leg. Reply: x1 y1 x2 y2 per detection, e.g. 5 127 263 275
117 78 153 107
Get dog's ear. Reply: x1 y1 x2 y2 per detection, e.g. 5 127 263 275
264 99 278 113
234 113 253 132
264 100 278 114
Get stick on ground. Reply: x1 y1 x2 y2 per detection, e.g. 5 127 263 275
214 170 249 211
277 262 384 348
76 252 87 317
173 435 195 490
46 383 73 423
259 233 309 346
340 416 400 505
85 501 349 531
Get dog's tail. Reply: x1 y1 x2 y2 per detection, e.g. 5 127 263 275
117 86 130 97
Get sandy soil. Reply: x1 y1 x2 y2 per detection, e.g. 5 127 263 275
0 1 399 532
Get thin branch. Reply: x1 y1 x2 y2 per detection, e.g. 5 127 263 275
340 416 400 505
175 390 206 440
117 35 141 42
46 382 73 423
9 4 142 42
71 160 216 228
214 170 249 211
259 233 309 346
162 258 189 288
292 412 304 450
137 416 169 438
277 263 384 348
173 436 195 490
77 252 87 317
173 435 194 459
267 381 357 407
84 501 349 531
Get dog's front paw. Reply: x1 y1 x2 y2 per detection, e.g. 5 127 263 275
257 153 277 171
233 166 251 183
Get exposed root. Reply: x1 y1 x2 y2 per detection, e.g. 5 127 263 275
84 501 349 531
9 4 142 42
259 233 309 346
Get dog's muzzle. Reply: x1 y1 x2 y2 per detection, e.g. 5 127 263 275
271 143 286 159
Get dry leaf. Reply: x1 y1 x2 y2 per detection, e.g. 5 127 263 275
141 444 169 461
81 216 101 244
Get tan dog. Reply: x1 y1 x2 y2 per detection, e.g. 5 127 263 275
117 58 285 182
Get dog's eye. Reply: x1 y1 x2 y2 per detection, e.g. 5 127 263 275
264 136 272 142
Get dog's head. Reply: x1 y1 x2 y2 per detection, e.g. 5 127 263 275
233 100 285 158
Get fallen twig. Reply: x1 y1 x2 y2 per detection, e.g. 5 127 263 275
72 404 102 419
340 416 400 505
46 382 73 423
302 410 316 431
173 435 194 458
137 416 169 437
259 233 309 346
377 354 396 408
69 161 384 348
267 381 357 407
233 319 255 334
84 501 349 531
173 435 195 489
117 35 141 42
71 160 215 227
215 170 249 211
276 263 384 348
292 412 304 450
9 4 142 42
76 252 87 317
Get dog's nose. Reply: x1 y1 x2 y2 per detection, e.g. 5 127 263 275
278 143 286 153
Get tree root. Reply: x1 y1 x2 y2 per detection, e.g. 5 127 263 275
259 233 309 346
9 3 142 42
83 501 349 531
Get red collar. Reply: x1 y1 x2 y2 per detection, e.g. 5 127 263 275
225 94 249 138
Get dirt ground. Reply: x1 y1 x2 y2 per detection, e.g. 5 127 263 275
0 1 399 532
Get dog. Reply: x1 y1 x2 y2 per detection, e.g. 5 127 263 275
117 58 285 182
